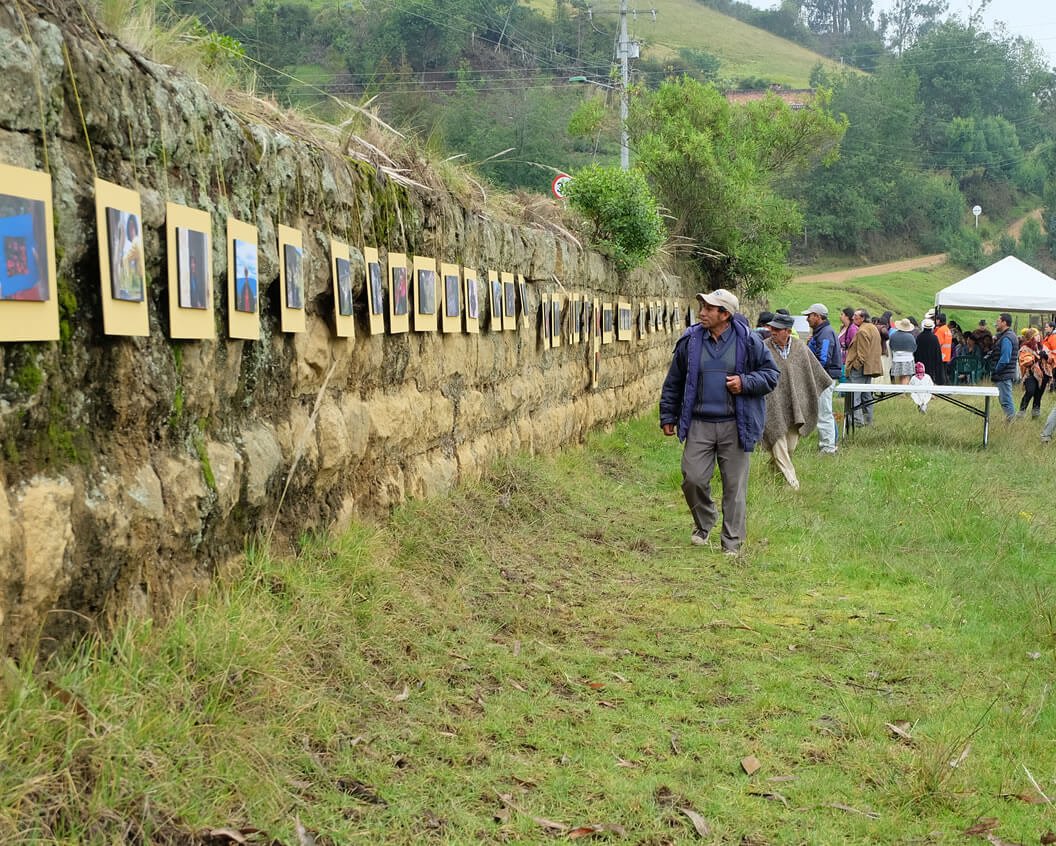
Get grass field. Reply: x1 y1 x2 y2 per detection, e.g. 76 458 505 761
527 0 845 87
4 265 1055 844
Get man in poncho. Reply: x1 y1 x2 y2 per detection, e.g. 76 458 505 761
761 313 833 491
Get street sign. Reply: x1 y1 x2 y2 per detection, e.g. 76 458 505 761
552 173 572 200
972 204 982 227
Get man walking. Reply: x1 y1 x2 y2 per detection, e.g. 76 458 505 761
803 303 841 453
843 309 882 426
762 313 833 490
660 289 779 555
991 312 1018 421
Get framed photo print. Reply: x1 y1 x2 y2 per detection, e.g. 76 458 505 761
518 275 530 329
591 296 601 389
387 252 409 334
277 224 306 333
95 178 148 336
0 164 58 341
228 217 259 340
464 267 481 334
440 261 461 334
166 202 213 339
331 239 355 339
540 291 551 349
638 302 646 339
603 302 615 345
501 271 516 332
488 270 503 331
570 292 581 346
412 255 438 333
363 246 385 336
551 292 562 349
617 300 632 341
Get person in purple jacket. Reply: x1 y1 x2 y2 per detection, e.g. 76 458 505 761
660 289 780 556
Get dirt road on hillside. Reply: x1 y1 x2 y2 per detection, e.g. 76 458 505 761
792 208 1044 285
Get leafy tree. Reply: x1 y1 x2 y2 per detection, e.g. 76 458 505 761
563 165 666 271
877 0 947 54
629 78 844 295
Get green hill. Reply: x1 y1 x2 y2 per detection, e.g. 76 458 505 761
526 0 847 88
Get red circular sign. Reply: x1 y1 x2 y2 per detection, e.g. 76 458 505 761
551 173 572 199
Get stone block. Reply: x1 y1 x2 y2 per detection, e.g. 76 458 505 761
17 477 75 622
242 424 283 506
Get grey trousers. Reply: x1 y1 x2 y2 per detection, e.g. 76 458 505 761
681 418 750 552
847 368 873 424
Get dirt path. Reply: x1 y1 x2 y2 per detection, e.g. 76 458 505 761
793 253 946 284
792 208 1044 285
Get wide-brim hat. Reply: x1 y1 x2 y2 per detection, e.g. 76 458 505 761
767 313 796 330
894 318 913 332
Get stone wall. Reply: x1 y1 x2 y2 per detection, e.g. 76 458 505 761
0 2 692 652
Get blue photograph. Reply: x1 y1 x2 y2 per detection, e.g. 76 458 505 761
234 238 258 313
0 196 48 301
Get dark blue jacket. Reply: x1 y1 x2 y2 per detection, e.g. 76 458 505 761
807 318 842 379
659 314 780 451
991 328 1017 381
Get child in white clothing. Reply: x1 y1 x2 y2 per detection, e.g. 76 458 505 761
909 361 934 413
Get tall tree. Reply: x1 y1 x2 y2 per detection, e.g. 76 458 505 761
877 0 948 55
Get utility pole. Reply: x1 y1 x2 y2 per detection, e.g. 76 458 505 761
617 0 631 170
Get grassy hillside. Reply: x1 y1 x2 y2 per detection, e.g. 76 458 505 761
3 264 1055 845
527 0 846 87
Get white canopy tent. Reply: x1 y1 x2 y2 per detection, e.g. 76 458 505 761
934 256 1056 313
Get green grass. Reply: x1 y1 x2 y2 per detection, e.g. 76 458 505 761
527 0 846 87
3 391 1056 843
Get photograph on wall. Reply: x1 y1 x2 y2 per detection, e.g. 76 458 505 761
540 292 551 349
233 237 257 314
95 179 148 336
638 302 646 338
444 273 460 317
0 194 48 302
518 275 530 329
388 251 409 334
591 296 601 389
617 300 632 341
570 293 581 345
502 272 516 331
440 262 461 334
166 203 214 339
284 244 303 309
602 302 614 345
331 239 355 339
489 270 502 330
418 268 436 314
464 269 480 334
277 224 306 333
105 207 144 303
176 227 209 310
335 258 353 316
392 266 408 315
583 297 592 341
413 256 438 332
0 165 58 341
551 295 562 349
362 246 385 336
227 217 259 340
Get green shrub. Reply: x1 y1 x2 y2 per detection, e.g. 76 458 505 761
564 164 666 272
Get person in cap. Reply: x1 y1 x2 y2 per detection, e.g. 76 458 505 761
803 302 840 454
762 313 833 490
888 318 917 384
754 311 774 340
990 312 1017 420
659 288 779 555
914 318 944 384
843 309 883 426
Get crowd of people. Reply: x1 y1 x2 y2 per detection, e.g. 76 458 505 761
659 291 1056 557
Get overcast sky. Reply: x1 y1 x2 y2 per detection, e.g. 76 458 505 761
739 0 1056 65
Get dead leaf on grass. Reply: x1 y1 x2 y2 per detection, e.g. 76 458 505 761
336 777 386 806
948 745 971 768
998 791 1048 805
393 685 410 702
962 818 1000 836
679 807 711 838
670 734 681 755
885 721 915 744
1040 831 1056 845
512 640 522 656
741 755 761 776
586 681 606 690
494 807 511 824
749 790 788 807
983 835 1025 846
294 817 317 846
497 792 568 833
768 775 796 783
200 827 264 844
567 822 627 839
597 700 617 708
423 811 445 830
823 803 880 819
615 757 637 768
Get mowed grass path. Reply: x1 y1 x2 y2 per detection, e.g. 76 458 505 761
3 391 1055 843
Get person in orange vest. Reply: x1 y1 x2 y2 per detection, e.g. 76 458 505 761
935 313 953 383
1043 322 1056 392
